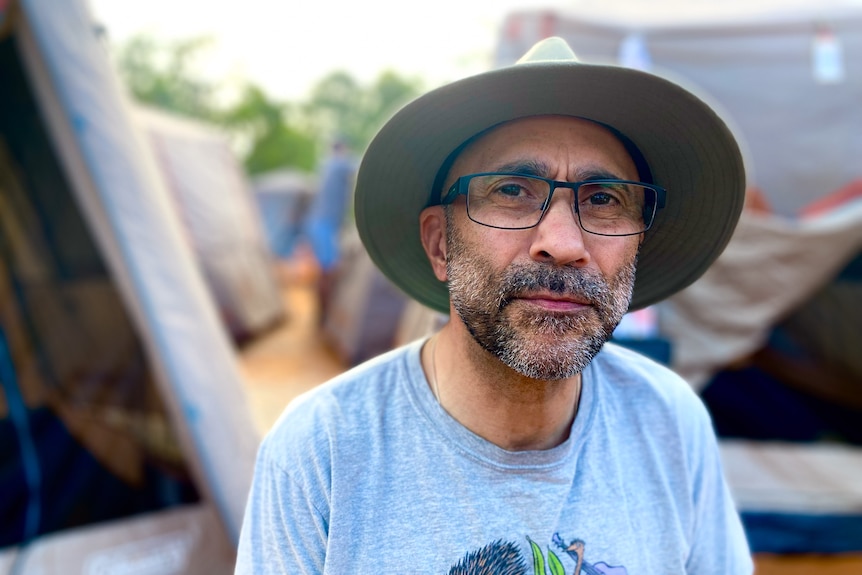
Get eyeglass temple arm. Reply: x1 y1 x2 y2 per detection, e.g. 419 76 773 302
641 187 667 230
436 180 464 206
654 187 667 209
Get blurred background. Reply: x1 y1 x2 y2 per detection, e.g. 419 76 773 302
1 0 861 573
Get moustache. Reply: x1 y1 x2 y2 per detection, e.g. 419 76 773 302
496 264 609 310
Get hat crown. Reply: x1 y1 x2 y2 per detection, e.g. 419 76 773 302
516 36 580 64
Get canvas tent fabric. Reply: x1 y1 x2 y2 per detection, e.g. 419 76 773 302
665 198 862 552
692 220 862 552
133 105 285 344
661 202 862 391
322 227 411 366
251 169 317 259
495 0 862 554
0 0 259 570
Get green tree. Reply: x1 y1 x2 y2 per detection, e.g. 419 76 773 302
362 71 424 145
113 34 424 174
222 84 316 174
115 34 219 122
304 70 422 154
114 33 318 173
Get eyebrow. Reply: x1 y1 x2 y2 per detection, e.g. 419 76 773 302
491 159 625 182
493 159 550 177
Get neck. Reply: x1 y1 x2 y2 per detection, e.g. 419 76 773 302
423 325 583 451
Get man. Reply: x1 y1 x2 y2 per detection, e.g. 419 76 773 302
236 38 752 574
303 138 355 273
301 138 357 322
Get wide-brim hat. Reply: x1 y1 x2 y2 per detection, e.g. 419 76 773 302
355 37 746 314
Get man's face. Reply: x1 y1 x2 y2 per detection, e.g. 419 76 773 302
441 115 642 380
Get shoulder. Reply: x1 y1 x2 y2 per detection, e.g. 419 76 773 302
257 342 420 463
593 342 692 393
589 341 712 429
587 343 728 499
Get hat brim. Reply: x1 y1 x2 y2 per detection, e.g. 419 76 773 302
355 61 745 314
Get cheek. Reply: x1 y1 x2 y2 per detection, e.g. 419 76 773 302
471 233 526 275
448 210 513 262
447 223 515 288
593 237 640 277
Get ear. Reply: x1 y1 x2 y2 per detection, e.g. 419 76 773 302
419 206 448 282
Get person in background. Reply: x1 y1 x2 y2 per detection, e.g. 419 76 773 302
301 137 356 322
236 37 752 574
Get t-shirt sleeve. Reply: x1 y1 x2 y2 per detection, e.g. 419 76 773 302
684 400 754 574
235 432 329 574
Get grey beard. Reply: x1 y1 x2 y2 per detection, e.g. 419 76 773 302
446 214 637 380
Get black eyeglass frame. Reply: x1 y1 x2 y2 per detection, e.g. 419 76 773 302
438 172 668 237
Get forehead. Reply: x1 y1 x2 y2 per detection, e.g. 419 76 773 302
446 115 638 181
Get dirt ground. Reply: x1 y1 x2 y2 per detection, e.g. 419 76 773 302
238 259 347 435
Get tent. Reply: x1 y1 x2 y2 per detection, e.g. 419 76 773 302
495 0 862 553
251 168 317 260
0 0 259 572
133 106 285 344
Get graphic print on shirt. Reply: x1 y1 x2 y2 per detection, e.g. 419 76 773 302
446 533 628 575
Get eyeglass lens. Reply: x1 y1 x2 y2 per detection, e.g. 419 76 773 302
465 174 653 236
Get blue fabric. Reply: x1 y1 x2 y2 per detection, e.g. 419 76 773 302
0 327 41 542
256 193 306 258
742 512 862 553
302 153 356 271
0 406 200 547
611 336 671 365
303 218 340 271
703 366 862 445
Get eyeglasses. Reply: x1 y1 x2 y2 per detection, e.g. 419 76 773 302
439 172 667 237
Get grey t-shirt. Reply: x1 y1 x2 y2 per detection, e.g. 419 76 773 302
236 339 752 574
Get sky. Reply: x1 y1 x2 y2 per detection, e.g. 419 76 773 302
86 0 586 101
86 0 850 102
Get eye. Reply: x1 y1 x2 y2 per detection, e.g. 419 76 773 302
491 177 545 200
494 182 529 197
580 184 624 207
586 190 617 205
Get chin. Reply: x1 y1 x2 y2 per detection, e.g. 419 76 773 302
498 332 608 381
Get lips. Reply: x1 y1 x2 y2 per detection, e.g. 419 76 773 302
522 290 592 304
501 288 596 314
511 292 593 313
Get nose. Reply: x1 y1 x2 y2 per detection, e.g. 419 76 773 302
528 189 591 267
